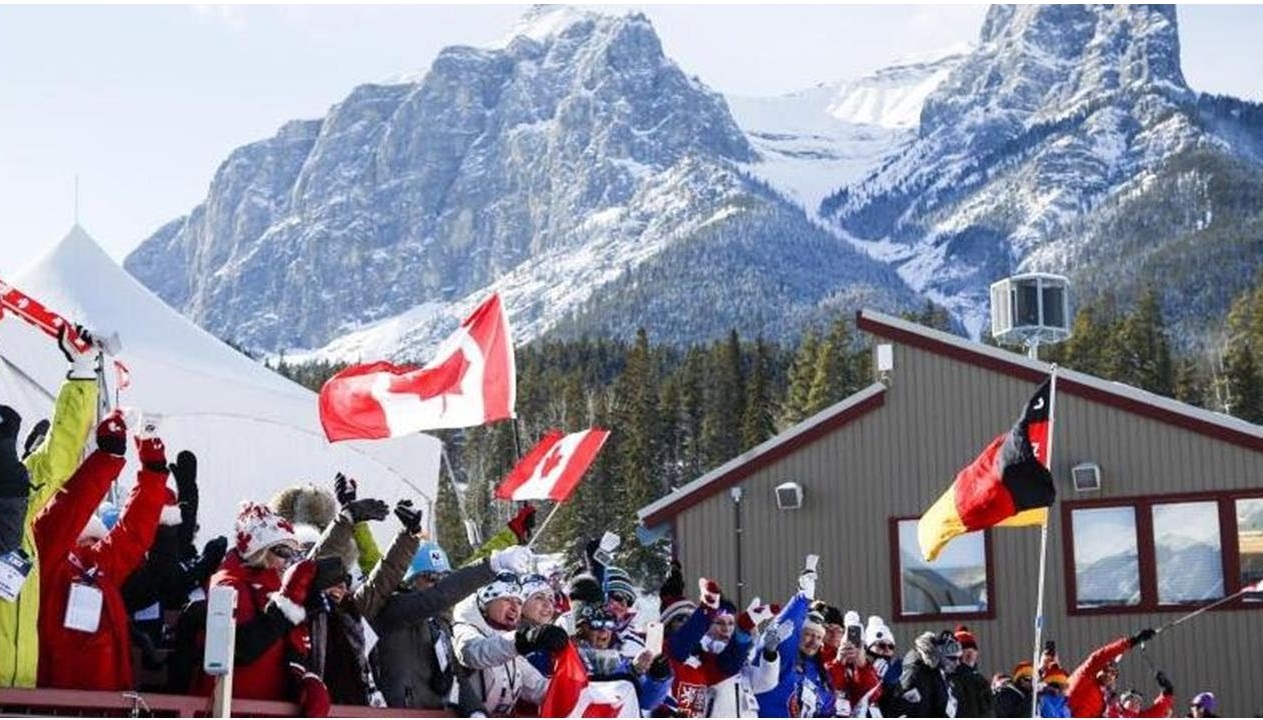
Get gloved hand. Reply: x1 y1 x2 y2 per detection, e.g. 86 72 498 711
21 419 49 461
273 559 317 624
191 536 229 583
290 663 332 717
761 619 793 659
1155 670 1174 696
647 653 671 681
661 559 684 599
0 406 29 499
490 545 533 574
394 499 424 534
508 503 536 543
698 578 721 610
60 324 100 380
95 411 127 456
798 568 818 600
0 405 20 442
341 497 389 524
334 472 357 505
169 451 198 509
515 623 569 655
136 436 169 473
1128 628 1156 647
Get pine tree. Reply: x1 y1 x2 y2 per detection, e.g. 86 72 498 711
434 470 473 564
614 328 667 580
1224 342 1263 422
700 330 744 468
1173 357 1207 408
1108 287 1174 396
1056 302 1115 376
805 318 853 415
740 338 775 450
781 328 819 428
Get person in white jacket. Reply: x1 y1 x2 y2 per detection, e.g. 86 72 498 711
709 598 788 718
451 571 566 717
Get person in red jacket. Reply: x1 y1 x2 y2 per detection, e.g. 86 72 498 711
1067 628 1156 718
825 639 882 717
192 501 334 716
33 411 169 691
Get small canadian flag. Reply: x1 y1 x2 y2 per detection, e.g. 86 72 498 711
318 294 515 441
539 641 639 717
495 428 609 503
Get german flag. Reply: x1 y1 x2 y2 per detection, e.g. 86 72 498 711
918 379 1055 561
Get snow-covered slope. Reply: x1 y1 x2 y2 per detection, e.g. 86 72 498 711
727 52 964 216
0 226 441 543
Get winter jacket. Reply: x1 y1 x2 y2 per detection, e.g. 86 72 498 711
372 560 496 711
450 593 549 716
0 378 96 688
34 450 166 690
825 658 882 716
1105 692 1175 718
1067 637 1130 718
1040 691 1072 718
994 683 1033 717
757 593 836 718
309 518 416 705
708 647 779 718
0 417 28 554
953 662 996 717
192 551 311 702
0 496 26 556
887 650 957 718
667 604 751 716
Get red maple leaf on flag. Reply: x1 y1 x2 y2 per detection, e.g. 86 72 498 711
387 348 471 402
541 446 565 478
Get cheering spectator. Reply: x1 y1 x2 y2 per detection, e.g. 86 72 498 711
1067 629 1156 718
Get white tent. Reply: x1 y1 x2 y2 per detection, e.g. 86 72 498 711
0 226 442 545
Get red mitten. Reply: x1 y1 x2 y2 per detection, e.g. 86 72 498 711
508 503 537 543
698 577 721 610
271 559 315 625
96 411 127 456
136 436 168 473
291 663 332 717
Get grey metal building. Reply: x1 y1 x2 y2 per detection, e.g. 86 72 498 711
638 309 1263 716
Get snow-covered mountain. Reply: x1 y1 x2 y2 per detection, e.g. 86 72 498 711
126 6 921 359
822 4 1263 340
727 52 966 215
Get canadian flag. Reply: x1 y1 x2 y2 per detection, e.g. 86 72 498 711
318 294 515 441
495 428 609 502
539 642 639 718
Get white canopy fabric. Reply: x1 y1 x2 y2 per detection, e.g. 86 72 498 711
0 226 442 545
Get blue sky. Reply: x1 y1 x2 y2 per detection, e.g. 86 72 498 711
1 4 1259 275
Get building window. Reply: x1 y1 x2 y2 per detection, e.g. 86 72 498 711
1153 501 1223 604
1065 491 1263 615
893 518 990 620
1238 498 1263 599
1071 506 1140 609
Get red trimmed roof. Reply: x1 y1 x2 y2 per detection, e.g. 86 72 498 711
637 309 1263 526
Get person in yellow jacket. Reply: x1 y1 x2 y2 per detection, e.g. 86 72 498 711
0 326 101 688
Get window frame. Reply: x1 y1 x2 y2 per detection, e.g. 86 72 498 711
889 515 996 623
1061 488 1263 617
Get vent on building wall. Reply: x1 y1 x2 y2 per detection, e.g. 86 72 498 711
1071 462 1101 492
775 481 803 510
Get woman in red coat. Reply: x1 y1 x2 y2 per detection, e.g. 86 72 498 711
192 501 331 716
34 412 169 691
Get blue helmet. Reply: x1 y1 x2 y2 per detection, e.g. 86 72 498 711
403 542 452 584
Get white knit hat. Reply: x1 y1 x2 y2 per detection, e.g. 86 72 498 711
234 501 298 560
865 614 896 648
520 573 553 602
477 573 524 609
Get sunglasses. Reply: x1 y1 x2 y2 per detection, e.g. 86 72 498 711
874 642 896 650
587 619 617 630
608 592 634 605
269 544 298 560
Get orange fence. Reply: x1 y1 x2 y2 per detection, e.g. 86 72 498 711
0 688 454 717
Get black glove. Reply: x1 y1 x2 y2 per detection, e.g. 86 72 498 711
169 451 198 507
394 499 424 535
21 419 48 461
311 556 347 594
334 472 357 506
1128 628 1156 647
647 654 671 681
515 624 569 655
194 536 228 579
1155 670 1173 696
661 559 684 599
342 498 389 524
0 406 20 442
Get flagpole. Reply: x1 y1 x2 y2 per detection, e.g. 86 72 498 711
1030 361 1059 719
527 501 563 550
